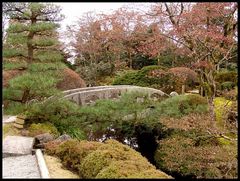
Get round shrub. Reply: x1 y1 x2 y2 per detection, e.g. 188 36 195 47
28 122 60 137
96 160 171 179
154 133 237 178
56 139 103 171
80 139 149 178
80 150 119 178
55 139 171 179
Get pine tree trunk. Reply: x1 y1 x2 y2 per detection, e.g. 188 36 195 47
27 38 34 62
27 17 36 62
22 89 30 103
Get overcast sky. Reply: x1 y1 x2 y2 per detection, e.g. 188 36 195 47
54 3 144 32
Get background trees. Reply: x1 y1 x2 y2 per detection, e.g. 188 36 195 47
68 2 237 122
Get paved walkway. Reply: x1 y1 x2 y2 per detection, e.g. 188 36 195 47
2 126 41 178
3 155 41 178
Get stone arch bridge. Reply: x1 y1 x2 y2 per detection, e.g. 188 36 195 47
61 85 169 106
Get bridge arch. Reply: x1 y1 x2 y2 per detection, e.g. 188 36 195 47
62 85 169 106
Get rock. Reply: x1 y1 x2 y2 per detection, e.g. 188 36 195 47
35 133 54 144
21 130 30 136
17 114 27 120
3 116 17 124
170 91 179 97
15 118 25 125
56 134 71 142
3 136 35 157
13 123 24 129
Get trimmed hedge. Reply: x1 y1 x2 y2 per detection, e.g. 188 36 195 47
51 139 171 179
154 132 237 178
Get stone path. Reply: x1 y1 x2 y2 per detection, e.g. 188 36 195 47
3 135 41 178
3 155 41 178
3 136 35 157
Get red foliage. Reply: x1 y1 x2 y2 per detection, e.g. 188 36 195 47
168 67 198 81
56 68 86 90
192 61 214 70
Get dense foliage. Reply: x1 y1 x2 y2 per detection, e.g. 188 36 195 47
113 65 199 94
46 139 171 178
3 3 66 106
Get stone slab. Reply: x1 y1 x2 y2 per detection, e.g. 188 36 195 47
3 155 40 178
13 123 24 129
3 136 35 157
15 118 25 125
3 116 17 124
17 114 27 119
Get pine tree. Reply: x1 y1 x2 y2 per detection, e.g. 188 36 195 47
3 3 66 104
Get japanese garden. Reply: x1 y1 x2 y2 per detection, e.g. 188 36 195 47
2 2 238 179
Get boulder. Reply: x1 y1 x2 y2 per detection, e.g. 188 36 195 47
170 91 179 97
56 134 71 142
34 133 55 149
35 133 54 144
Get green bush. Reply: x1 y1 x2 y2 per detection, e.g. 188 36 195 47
3 61 28 70
28 122 60 137
215 71 237 84
55 139 171 179
55 139 102 172
220 81 235 91
96 160 168 178
3 88 23 101
155 94 208 118
154 132 237 178
25 97 88 139
3 101 27 115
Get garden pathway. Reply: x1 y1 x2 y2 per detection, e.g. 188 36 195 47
2 129 41 178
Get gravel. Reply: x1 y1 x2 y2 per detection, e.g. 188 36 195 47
3 155 41 178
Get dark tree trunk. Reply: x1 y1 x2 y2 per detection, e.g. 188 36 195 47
22 89 30 103
27 17 36 62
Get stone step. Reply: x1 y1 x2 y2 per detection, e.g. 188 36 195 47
3 136 35 157
17 114 27 119
15 118 25 125
13 123 24 129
